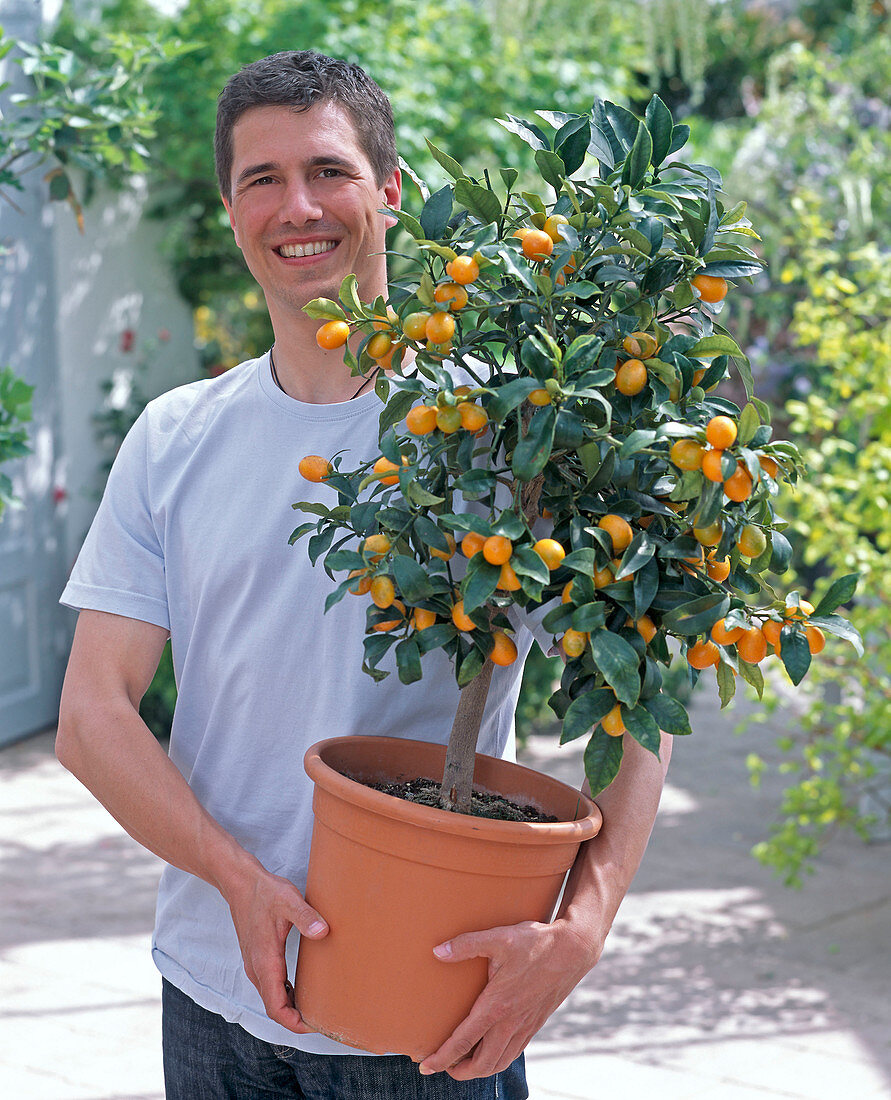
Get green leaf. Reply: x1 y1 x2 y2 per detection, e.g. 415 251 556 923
779 627 811 686
562 548 599 573
395 638 423 685
420 184 453 240
813 573 859 616
584 731 624 796
413 515 452 555
619 430 657 458
511 404 557 482
288 522 317 545
561 687 616 743
416 623 458 654
642 693 692 736
660 593 730 636
738 657 764 697
623 121 652 189
379 389 417 434
392 555 434 603
737 402 761 446
457 644 486 687
454 178 502 223
687 334 744 359
496 114 550 150
462 556 500 613
623 705 661 755
425 138 464 180
589 630 641 707
388 207 426 239
716 661 737 707
535 149 566 191
563 334 604 375
302 297 348 322
511 544 550 585
405 482 445 507
556 117 590 175
572 603 607 632
807 614 864 657
617 532 655 577
645 95 673 166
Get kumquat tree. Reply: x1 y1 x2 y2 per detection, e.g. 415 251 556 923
291 94 862 814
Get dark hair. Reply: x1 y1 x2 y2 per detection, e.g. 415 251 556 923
215 50 397 198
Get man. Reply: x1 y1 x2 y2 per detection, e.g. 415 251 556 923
57 51 671 1098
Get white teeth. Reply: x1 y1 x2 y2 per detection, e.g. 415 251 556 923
278 240 337 258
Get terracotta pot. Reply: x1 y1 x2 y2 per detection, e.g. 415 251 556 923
295 735 602 1060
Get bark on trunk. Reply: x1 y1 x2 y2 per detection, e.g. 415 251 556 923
438 659 495 813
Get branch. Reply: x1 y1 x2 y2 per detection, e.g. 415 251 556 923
439 658 495 813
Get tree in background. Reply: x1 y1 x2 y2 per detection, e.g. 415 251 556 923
724 1 891 883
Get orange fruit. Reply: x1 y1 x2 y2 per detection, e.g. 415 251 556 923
687 640 720 669
402 311 431 341
298 454 331 483
460 531 486 558
435 405 462 434
528 388 553 406
693 521 723 546
373 455 405 486
372 600 405 633
601 704 626 737
701 448 726 483
806 625 826 654
425 311 456 344
406 404 438 435
623 331 659 358
446 255 480 285
483 535 513 565
429 533 457 561
785 600 815 619
615 358 648 396
542 214 569 242
490 632 518 666
724 464 753 503
561 580 576 603
737 524 767 559
348 569 372 596
366 332 394 360
706 415 737 450
370 575 396 609
497 561 522 591
561 629 588 658
598 514 633 553
411 607 437 631
451 600 476 632
758 454 779 479
458 402 488 432
705 552 731 582
593 565 614 588
533 538 566 570
670 439 706 471
433 281 469 311
316 320 350 349
522 229 554 262
711 618 744 645
761 619 784 647
362 533 391 562
692 273 728 303
737 626 768 664
630 615 657 643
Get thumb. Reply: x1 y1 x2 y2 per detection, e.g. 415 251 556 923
288 891 329 939
433 928 500 963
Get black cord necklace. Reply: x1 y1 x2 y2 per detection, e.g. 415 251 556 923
269 347 379 401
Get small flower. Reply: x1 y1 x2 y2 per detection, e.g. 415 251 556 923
120 329 135 353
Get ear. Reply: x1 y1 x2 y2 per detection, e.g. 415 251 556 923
381 167 402 230
221 192 240 249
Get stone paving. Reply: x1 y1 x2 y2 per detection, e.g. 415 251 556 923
1 685 889 1099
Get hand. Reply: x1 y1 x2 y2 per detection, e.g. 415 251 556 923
417 919 599 1080
224 864 328 1034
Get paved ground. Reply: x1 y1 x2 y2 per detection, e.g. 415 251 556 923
1 684 889 1100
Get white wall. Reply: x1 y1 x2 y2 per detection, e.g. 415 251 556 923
53 178 200 571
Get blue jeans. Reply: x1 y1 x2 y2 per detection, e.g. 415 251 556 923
162 979 528 1099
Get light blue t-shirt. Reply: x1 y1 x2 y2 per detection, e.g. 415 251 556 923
61 353 545 1053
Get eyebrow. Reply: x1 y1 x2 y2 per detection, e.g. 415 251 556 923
235 155 361 189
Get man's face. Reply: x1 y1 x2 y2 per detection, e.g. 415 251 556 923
222 101 401 318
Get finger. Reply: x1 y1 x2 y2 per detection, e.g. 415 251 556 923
284 890 329 940
418 1014 485 1076
433 926 512 964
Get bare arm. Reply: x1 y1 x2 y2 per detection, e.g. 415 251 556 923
56 609 327 1031
418 731 672 1079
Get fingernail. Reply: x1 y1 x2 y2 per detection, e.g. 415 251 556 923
433 942 451 959
308 920 327 936
418 1064 434 1076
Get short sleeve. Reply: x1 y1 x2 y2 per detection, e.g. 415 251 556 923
60 409 170 630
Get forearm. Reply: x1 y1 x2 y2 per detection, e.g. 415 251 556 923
555 731 672 962
56 695 259 897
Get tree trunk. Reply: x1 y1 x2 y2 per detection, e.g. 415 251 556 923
438 659 495 813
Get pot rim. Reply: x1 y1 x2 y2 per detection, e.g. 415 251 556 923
305 735 602 844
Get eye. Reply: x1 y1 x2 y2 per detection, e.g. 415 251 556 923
252 175 276 185
319 167 344 179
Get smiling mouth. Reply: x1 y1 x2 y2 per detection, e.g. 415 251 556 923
277 240 338 258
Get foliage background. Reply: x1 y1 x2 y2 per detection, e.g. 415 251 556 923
39 0 891 881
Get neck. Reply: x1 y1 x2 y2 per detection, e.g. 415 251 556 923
265 303 369 404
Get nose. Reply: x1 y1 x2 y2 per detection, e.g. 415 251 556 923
278 177 324 226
